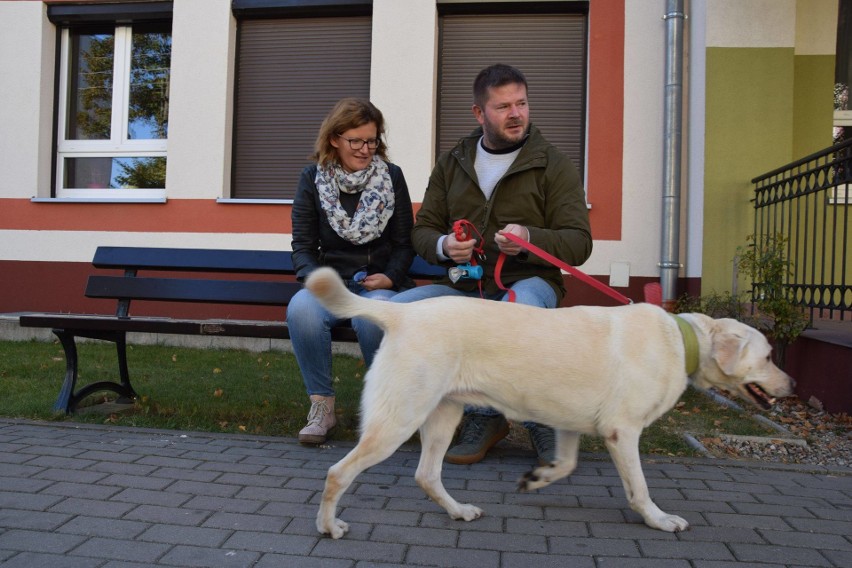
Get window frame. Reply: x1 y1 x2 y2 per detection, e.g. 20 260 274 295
230 6 373 200
436 2 589 180
52 16 171 199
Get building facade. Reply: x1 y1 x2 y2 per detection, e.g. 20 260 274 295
0 0 837 318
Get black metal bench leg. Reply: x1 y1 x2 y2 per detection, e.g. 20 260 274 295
115 334 136 403
52 329 79 414
51 328 138 414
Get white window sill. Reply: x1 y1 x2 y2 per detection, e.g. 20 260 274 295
31 197 168 204
216 198 294 204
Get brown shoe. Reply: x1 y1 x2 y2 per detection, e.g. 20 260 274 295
445 414 510 465
298 395 337 445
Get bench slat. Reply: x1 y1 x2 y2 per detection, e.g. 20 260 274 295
90 246 447 279
92 247 295 274
86 275 301 306
19 313 359 342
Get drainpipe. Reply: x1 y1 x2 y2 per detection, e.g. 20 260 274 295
660 0 686 310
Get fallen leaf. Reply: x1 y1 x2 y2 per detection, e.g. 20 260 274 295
213 388 224 397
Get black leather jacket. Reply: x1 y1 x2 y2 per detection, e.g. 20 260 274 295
291 162 415 290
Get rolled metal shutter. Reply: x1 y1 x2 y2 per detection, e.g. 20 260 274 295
438 13 587 179
233 17 371 199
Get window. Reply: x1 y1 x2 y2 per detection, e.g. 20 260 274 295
55 22 171 198
231 6 372 200
438 4 588 180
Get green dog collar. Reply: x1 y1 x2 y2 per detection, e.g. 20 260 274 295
671 315 699 375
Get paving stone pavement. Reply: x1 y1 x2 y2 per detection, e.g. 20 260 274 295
0 418 850 568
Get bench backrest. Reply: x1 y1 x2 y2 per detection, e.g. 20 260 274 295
93 247 295 274
86 246 445 317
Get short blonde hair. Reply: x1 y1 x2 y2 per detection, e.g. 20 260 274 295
312 98 389 166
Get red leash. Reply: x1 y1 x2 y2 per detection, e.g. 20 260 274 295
452 220 487 298
499 231 633 305
451 219 632 305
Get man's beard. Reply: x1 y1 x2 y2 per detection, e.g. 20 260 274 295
484 122 528 150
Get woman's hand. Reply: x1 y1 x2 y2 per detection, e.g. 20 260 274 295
361 273 393 291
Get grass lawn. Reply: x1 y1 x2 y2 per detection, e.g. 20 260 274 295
0 339 780 457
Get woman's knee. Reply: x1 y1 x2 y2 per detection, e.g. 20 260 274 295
362 289 396 302
287 289 331 330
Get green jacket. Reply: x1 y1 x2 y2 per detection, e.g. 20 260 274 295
412 124 593 301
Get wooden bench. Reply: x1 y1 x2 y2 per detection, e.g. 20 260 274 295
19 246 445 414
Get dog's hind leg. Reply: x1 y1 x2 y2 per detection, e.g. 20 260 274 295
415 400 483 521
317 423 418 538
518 430 580 491
604 428 689 532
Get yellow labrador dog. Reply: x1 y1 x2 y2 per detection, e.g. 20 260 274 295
305 267 795 539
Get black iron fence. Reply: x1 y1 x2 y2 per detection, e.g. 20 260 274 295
751 140 851 321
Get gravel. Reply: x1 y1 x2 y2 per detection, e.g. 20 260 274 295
697 394 852 469
504 392 852 470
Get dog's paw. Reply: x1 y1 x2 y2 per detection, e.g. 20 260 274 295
450 504 483 522
518 469 549 492
649 513 689 533
318 518 350 539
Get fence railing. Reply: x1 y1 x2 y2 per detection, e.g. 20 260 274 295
751 139 851 321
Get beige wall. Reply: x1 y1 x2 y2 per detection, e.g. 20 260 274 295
0 1 54 199
370 0 438 202
166 0 236 199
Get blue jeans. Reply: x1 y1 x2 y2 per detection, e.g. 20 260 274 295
391 277 557 427
390 276 557 307
287 282 396 397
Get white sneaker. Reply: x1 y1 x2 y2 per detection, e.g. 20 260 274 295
298 395 337 445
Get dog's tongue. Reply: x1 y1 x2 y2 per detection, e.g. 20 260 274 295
746 383 775 409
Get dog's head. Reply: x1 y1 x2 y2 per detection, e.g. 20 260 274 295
691 317 796 410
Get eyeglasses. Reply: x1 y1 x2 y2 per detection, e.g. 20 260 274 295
336 134 380 150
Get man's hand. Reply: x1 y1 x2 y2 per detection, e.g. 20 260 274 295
495 224 529 256
442 232 477 264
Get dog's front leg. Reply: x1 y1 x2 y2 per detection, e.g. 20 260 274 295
604 429 689 532
415 401 482 521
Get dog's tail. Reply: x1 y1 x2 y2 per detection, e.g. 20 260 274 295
304 267 396 329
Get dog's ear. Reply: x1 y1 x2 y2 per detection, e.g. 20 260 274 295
711 330 747 376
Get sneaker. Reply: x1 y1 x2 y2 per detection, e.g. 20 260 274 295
298 395 337 445
445 414 510 465
527 422 557 465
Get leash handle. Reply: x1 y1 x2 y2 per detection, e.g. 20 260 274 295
500 232 633 305
451 219 485 297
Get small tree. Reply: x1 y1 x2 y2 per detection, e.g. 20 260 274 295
674 234 808 368
736 233 809 366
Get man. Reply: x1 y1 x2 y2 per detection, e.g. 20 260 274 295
393 64 592 465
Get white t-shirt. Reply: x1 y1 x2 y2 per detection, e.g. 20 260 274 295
436 137 524 260
474 137 522 201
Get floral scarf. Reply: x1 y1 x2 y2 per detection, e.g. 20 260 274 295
315 156 394 245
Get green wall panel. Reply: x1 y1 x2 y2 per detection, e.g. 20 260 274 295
703 47 794 294
793 54 835 158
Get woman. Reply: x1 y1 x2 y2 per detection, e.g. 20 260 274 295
288 98 415 445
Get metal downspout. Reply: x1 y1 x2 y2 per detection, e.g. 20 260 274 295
661 0 686 309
